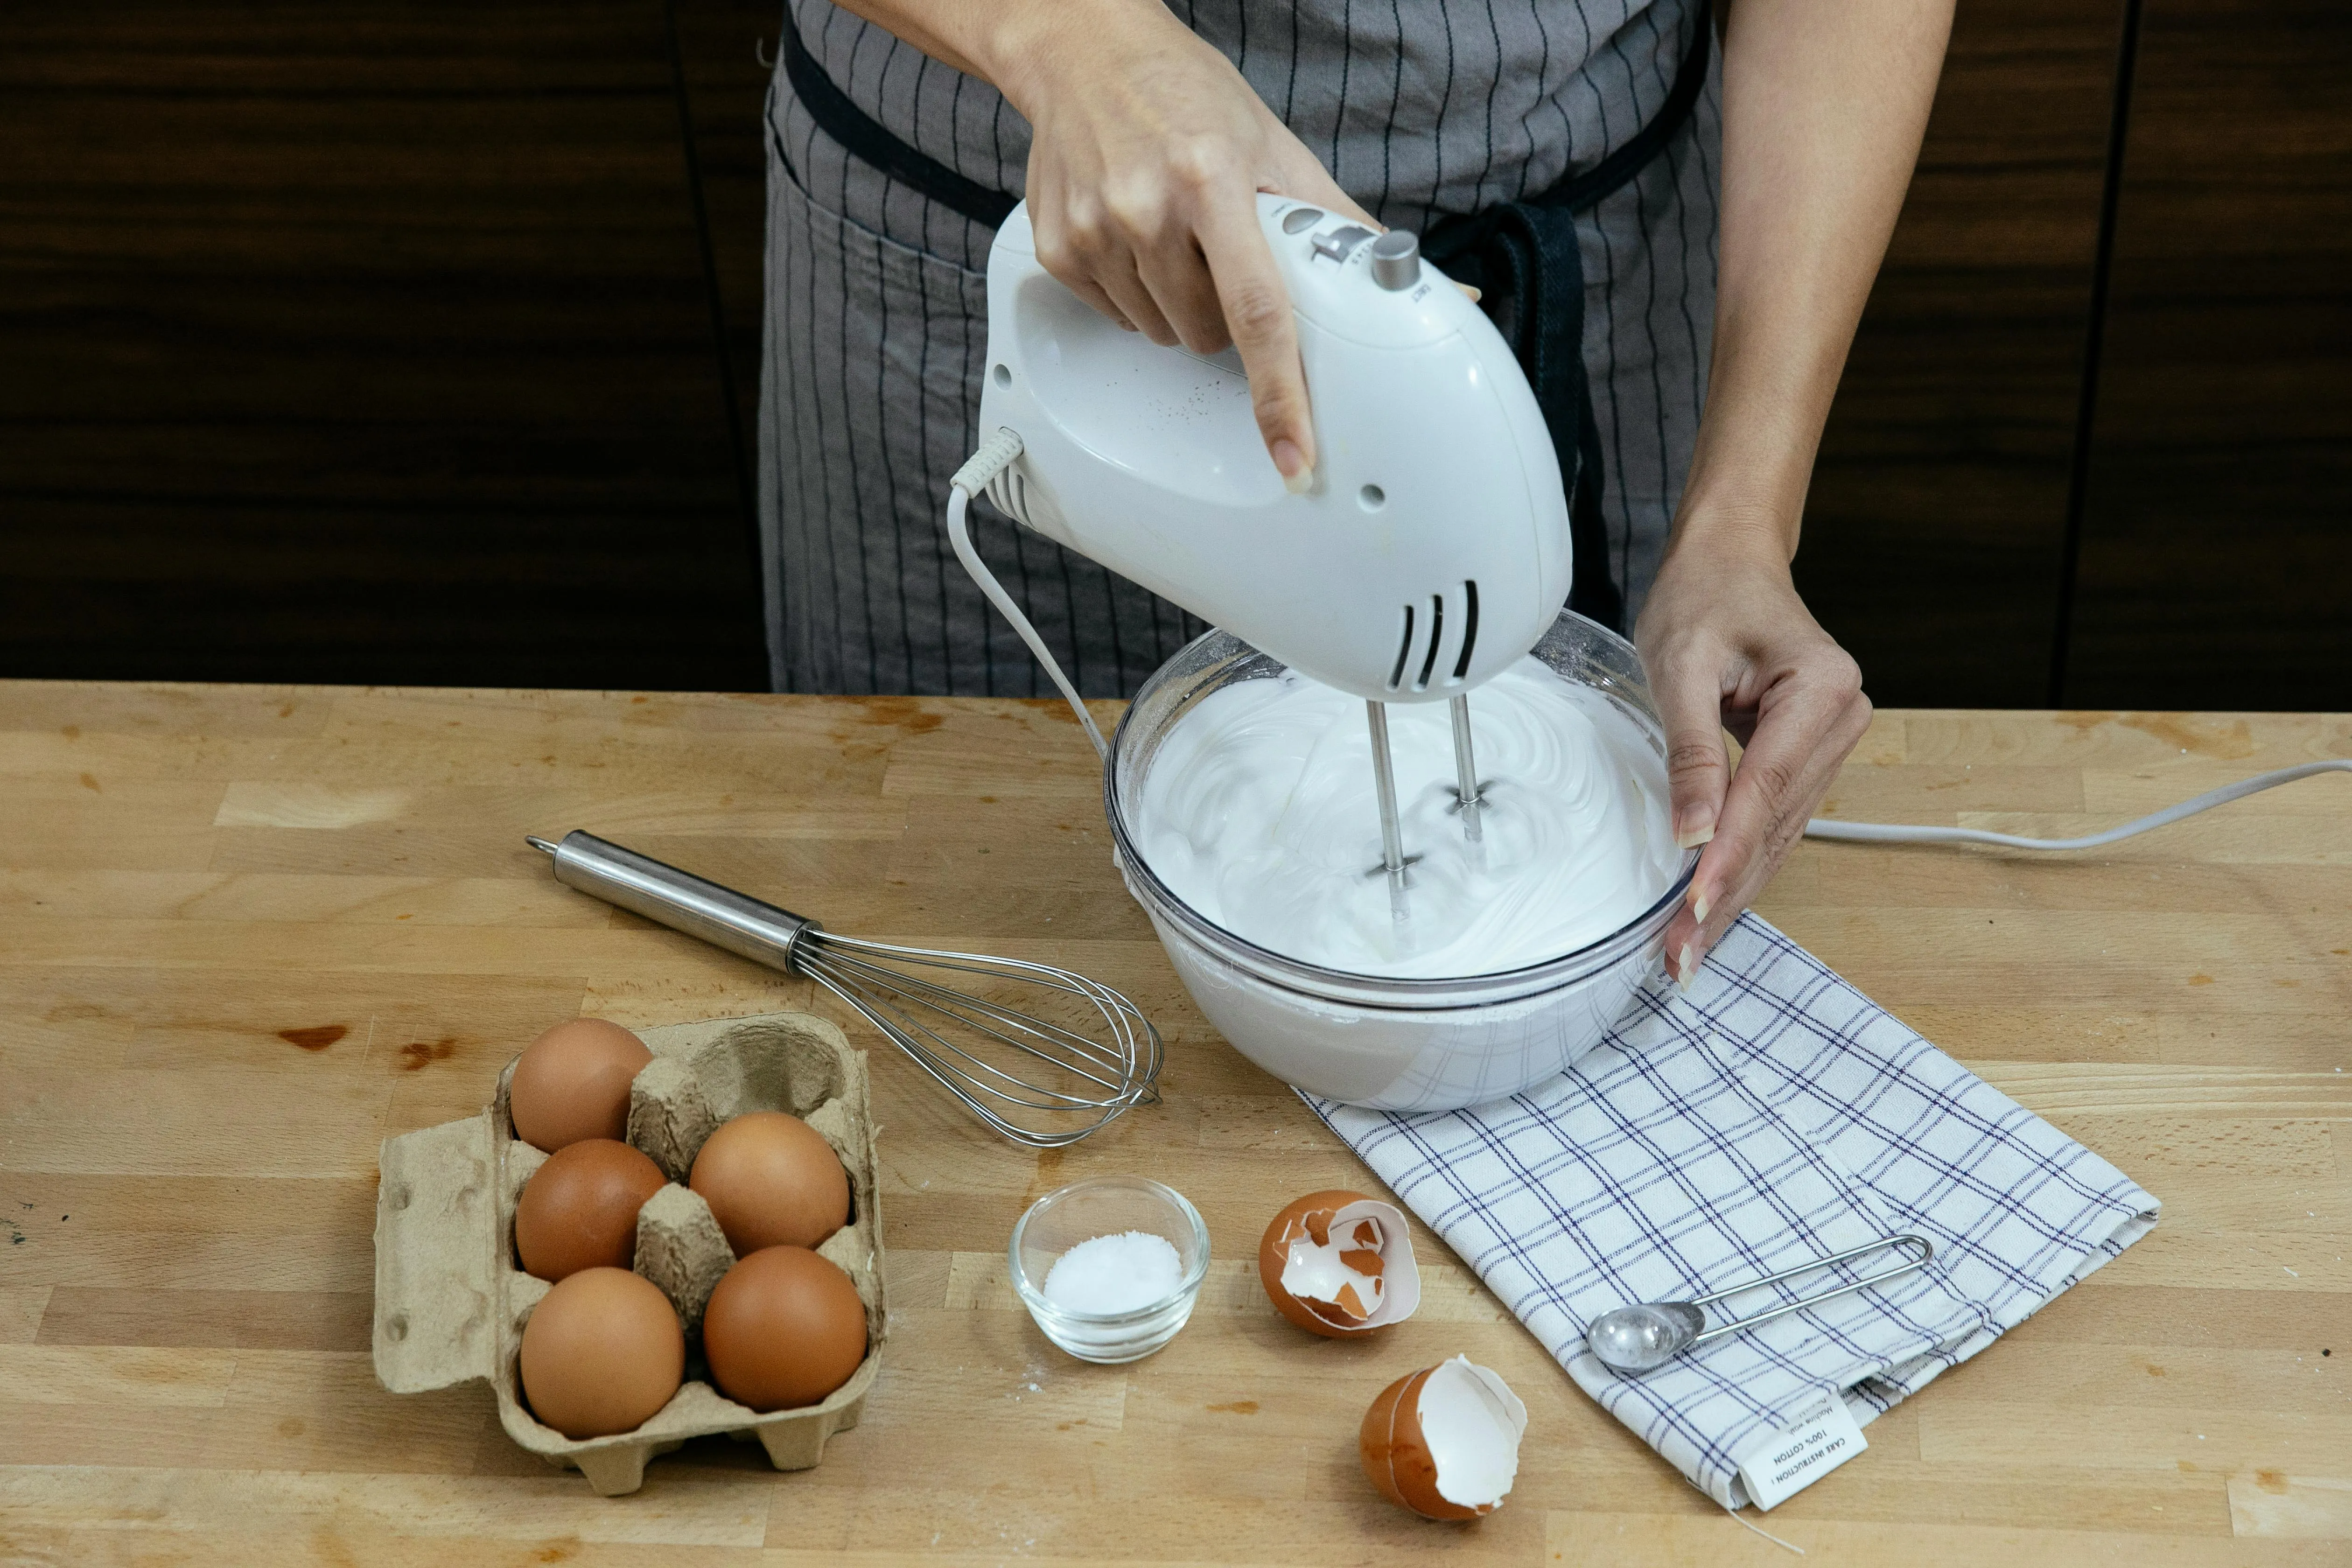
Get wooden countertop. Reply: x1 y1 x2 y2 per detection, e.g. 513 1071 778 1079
0 682 2345 1565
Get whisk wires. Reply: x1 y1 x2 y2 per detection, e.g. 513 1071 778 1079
795 929 1162 1148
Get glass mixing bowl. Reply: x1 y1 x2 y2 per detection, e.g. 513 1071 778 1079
1105 608 1698 1112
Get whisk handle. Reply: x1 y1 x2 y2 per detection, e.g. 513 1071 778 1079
529 830 816 973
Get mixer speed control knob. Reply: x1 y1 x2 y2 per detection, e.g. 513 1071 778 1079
1368 230 1422 291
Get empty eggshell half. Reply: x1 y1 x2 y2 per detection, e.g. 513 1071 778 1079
1359 1355 1529 1520
1258 1189 1421 1336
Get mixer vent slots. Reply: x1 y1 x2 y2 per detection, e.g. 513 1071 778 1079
1388 581 1479 693
1455 579 1479 681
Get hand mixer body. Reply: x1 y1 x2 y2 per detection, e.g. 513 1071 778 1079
974 196 1572 704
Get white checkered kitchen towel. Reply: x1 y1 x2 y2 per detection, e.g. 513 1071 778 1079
1304 912 2160 1508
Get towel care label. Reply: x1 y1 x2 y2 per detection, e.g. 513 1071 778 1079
1736 1393 1868 1510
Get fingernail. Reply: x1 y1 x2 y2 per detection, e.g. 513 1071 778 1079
1674 809 1716 851
1674 943 1696 991
1693 890 1711 924
1274 439 1312 494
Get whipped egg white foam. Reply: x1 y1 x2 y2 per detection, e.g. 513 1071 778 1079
1131 659 1679 979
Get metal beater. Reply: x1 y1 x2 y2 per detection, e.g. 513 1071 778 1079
526 831 1161 1148
1365 696 1486 916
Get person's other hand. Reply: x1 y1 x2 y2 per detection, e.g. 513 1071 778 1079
1634 531 1871 986
995 0 1375 490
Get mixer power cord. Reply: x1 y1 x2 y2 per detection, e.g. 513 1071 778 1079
1804 759 2351 850
947 427 1111 760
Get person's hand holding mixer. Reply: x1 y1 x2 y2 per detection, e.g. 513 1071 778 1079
850 0 1373 492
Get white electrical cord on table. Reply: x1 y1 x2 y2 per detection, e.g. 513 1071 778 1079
947 428 1109 760
1804 760 2350 849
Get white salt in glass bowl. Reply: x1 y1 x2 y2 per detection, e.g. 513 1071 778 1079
1106 608 1698 1113
1009 1176 1211 1364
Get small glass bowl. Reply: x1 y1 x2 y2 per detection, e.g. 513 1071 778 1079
1008 1176 1211 1364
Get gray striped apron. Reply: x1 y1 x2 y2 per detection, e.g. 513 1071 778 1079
759 0 1721 697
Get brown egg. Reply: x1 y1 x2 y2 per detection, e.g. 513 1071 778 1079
689 1111 851 1254
513 1138 668 1282
1359 1356 1528 1520
1259 1189 1422 1336
509 1018 652 1152
701 1245 868 1412
518 1267 684 1439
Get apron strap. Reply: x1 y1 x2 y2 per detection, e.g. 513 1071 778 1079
1424 206 1627 631
781 26 1015 229
1424 1 1713 632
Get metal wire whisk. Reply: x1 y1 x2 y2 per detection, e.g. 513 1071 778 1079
526 831 1161 1147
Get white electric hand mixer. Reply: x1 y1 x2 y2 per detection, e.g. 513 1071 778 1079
947 195 1574 911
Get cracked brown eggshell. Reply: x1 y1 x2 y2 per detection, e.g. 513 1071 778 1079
1257 1189 1422 1336
1359 1356 1529 1520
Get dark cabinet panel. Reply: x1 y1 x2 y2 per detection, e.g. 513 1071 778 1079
2062 0 2352 709
0 3 767 691
1796 0 2127 706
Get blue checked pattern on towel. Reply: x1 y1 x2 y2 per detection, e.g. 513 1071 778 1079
1303 912 2159 1508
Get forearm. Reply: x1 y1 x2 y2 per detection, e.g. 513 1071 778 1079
1678 0 1953 560
820 0 1190 116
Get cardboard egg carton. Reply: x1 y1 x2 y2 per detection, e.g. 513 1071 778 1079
371 1011 885 1495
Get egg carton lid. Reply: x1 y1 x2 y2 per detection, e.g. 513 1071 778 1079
371 1010 885 1495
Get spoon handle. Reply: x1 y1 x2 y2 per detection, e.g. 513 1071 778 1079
1688 1232 1935 1347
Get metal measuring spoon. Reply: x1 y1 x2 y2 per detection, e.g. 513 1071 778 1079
1587 1233 1935 1374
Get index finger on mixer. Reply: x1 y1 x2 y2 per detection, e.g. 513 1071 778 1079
1195 197 1315 484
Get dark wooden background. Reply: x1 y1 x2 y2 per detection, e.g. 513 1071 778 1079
3 0 2345 707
